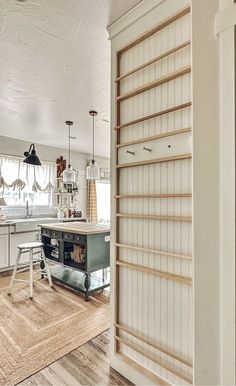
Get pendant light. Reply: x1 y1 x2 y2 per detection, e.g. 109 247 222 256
23 144 41 166
86 110 100 180
62 121 76 183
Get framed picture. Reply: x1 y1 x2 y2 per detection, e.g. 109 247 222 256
100 169 110 180
56 156 66 178
60 193 72 208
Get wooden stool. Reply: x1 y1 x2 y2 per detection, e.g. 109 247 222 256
8 242 53 299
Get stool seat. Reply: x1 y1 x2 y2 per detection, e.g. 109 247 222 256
18 241 43 249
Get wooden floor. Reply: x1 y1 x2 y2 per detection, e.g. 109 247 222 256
18 330 132 386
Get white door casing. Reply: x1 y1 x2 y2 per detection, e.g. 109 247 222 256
216 0 236 385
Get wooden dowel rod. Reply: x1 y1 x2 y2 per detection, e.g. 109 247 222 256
117 66 191 102
116 127 191 148
118 352 171 386
115 323 193 367
117 6 190 55
117 213 192 222
116 260 192 285
115 243 192 260
115 193 192 199
114 102 191 130
116 153 192 169
115 335 192 384
116 41 191 82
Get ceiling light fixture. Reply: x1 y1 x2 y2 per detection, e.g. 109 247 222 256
62 121 76 184
23 144 42 166
86 110 100 180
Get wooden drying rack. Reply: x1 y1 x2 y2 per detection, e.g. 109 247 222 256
116 213 192 222
116 260 192 285
115 242 192 260
117 66 191 102
114 335 192 384
114 5 193 384
115 40 191 83
116 127 192 148
115 322 193 367
115 193 192 199
116 153 192 169
114 101 191 130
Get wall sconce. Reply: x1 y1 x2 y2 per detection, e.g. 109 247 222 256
23 144 41 166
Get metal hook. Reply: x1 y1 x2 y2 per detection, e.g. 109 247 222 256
126 150 135 155
143 146 152 152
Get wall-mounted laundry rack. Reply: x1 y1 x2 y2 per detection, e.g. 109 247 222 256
112 3 193 385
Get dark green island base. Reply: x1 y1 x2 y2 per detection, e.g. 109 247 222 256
40 222 110 300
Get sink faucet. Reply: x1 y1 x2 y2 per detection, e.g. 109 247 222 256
25 200 30 219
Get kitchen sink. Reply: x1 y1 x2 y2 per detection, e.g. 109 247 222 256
9 218 58 233
2 217 86 232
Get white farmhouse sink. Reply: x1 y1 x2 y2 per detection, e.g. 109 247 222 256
11 218 58 233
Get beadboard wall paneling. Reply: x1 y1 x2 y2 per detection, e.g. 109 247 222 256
111 3 192 385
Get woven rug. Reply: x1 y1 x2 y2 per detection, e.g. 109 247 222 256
0 275 109 385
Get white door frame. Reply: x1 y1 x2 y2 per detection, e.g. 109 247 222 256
216 0 235 385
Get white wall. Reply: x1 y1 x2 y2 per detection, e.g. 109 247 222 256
0 134 109 169
0 134 109 218
192 0 221 384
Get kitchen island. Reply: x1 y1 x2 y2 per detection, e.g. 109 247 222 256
40 222 110 300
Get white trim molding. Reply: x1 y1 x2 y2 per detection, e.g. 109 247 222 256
107 0 163 39
215 2 236 34
216 0 236 385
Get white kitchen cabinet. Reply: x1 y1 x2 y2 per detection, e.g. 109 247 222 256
0 227 9 269
10 231 39 266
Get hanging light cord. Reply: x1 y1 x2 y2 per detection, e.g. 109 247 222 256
68 123 71 167
92 114 95 162
89 111 97 165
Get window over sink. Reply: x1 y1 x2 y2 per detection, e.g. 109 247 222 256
0 154 56 207
96 180 110 223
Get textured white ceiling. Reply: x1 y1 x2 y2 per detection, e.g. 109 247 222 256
0 0 141 159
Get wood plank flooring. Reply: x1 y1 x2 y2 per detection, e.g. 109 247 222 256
18 330 132 386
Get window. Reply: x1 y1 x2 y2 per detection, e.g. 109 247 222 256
96 181 110 223
0 155 56 207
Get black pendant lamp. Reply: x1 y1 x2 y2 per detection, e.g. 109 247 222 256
23 144 41 166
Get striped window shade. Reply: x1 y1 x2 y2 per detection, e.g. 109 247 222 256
86 180 97 223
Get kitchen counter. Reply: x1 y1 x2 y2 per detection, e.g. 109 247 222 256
39 222 110 235
0 217 86 225
0 217 87 232
0 217 87 273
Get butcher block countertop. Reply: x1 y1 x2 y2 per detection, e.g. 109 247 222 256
39 221 110 235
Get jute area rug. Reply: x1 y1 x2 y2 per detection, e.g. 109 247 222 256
0 274 109 386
